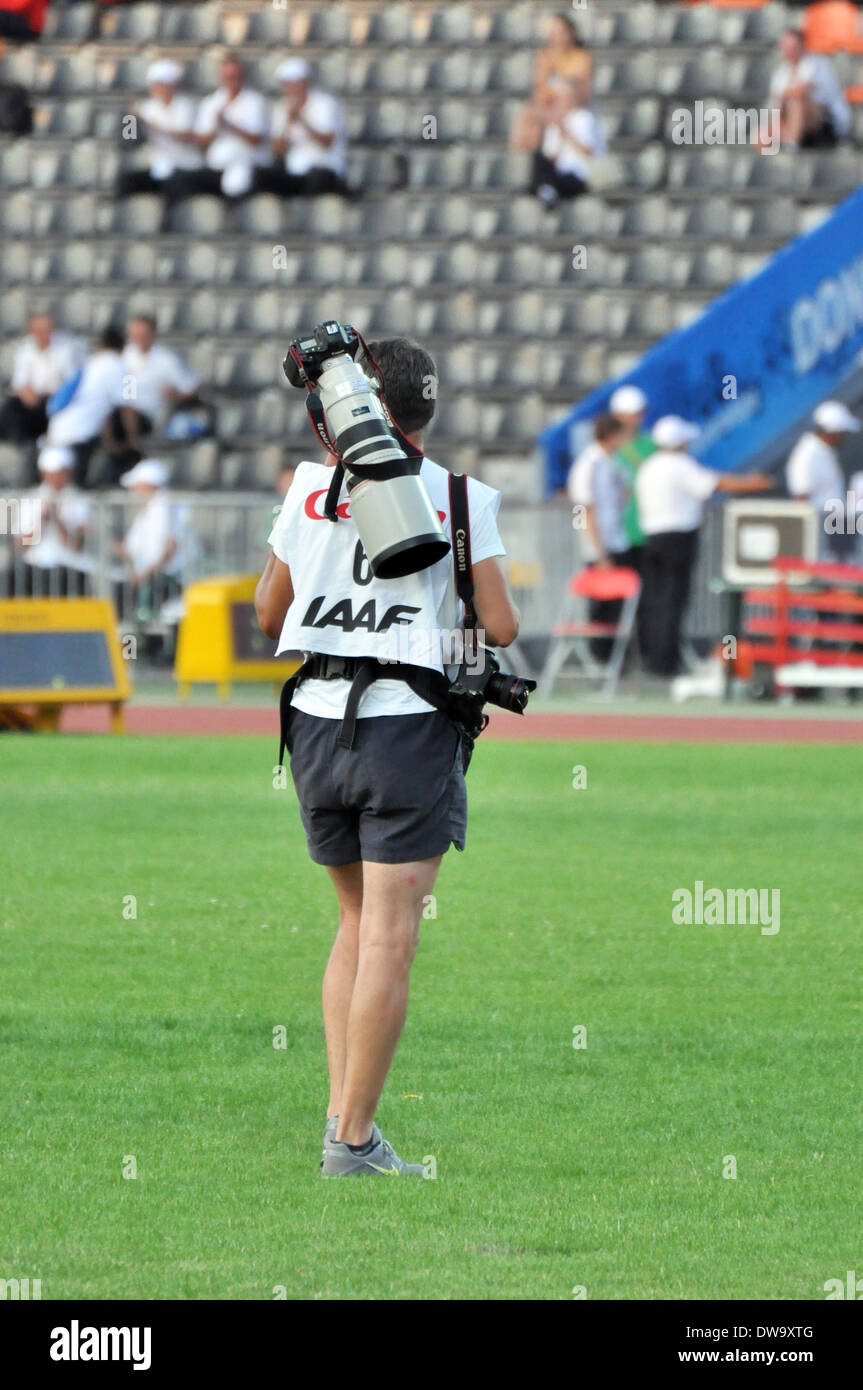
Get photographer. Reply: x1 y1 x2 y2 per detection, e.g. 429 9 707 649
255 336 520 1177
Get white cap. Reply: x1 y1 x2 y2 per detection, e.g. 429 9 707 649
38 445 75 474
813 400 861 434
652 415 700 449
147 59 182 86
275 58 311 84
609 384 648 416
120 458 171 489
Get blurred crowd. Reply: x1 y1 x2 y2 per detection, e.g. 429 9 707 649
0 309 205 487
567 388 862 678
118 52 349 219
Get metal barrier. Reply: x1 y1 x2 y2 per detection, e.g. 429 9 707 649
0 488 726 666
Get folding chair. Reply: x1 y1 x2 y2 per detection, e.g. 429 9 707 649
541 567 641 700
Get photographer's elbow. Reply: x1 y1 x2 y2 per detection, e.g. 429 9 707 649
487 611 520 649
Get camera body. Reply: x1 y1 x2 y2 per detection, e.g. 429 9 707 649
447 650 537 739
284 321 450 579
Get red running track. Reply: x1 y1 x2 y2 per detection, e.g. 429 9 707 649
57 704 863 742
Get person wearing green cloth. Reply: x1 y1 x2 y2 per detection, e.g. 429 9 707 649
609 384 655 554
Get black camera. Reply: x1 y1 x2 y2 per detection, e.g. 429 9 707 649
447 651 537 739
282 319 450 579
283 320 360 388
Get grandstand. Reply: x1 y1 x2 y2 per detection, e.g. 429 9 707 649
1 0 862 500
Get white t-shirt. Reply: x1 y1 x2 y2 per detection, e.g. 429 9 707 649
139 93 202 178
124 493 186 578
23 482 92 572
12 333 83 397
769 54 850 135
271 88 347 176
47 350 127 446
122 343 200 422
267 457 506 718
635 449 719 535
541 107 606 181
195 86 270 193
786 431 845 513
567 441 629 560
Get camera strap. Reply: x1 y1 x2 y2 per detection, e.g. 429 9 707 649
448 472 478 629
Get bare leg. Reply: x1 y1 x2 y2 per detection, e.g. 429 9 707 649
780 96 822 147
335 857 442 1146
322 862 364 1119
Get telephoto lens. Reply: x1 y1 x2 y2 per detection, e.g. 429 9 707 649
284 321 450 579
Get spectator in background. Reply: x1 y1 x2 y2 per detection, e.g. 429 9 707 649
568 412 631 660
768 27 850 147
11 445 92 597
786 400 860 557
254 59 348 198
510 13 593 152
609 385 656 563
609 384 656 662
0 312 82 473
118 458 192 662
46 325 139 487
123 314 201 439
0 0 48 42
636 417 770 677
116 60 202 200
166 53 269 204
528 81 605 206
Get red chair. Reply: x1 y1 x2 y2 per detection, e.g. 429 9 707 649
541 566 641 699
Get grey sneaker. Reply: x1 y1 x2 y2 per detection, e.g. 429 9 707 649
321 1123 425 1177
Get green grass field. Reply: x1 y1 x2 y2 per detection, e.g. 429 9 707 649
1 733 861 1300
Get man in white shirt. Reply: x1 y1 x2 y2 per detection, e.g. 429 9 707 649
47 326 141 487
119 458 185 583
568 413 631 660
254 336 520 1177
636 416 770 676
11 445 93 597
254 59 349 198
530 81 606 206
768 28 850 147
166 53 269 204
122 314 201 434
786 399 860 559
116 60 202 200
0 312 83 469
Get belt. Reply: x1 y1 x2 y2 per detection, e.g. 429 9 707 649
278 653 451 764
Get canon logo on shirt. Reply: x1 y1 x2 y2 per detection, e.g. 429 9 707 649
303 489 446 523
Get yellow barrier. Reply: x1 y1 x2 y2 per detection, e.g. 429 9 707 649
174 574 299 699
0 598 131 732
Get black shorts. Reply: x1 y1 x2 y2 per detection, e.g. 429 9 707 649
800 109 838 148
283 707 467 866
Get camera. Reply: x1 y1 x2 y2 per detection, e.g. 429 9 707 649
284 321 450 580
446 650 537 739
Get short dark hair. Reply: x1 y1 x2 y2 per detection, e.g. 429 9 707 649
365 337 437 437
594 412 623 443
100 325 125 352
554 13 584 48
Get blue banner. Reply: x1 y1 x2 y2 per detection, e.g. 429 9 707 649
540 186 863 493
